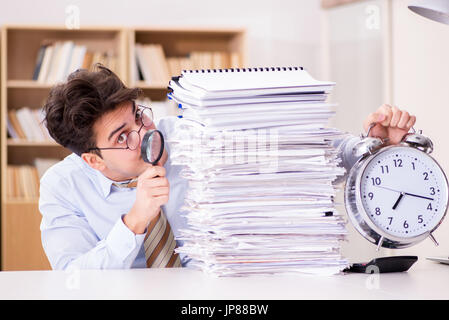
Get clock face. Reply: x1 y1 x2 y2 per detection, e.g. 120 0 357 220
360 146 448 239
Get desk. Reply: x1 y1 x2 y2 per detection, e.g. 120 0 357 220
0 259 447 299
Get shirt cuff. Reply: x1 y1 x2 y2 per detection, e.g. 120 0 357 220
106 215 146 262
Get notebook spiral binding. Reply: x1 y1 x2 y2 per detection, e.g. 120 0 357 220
182 66 304 74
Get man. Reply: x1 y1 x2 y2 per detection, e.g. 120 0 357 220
39 64 416 270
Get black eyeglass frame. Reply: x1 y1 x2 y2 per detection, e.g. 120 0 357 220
87 104 154 152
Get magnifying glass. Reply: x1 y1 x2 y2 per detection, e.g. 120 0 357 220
141 129 165 165
115 130 164 188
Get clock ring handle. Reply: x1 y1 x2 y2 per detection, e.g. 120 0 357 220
365 122 417 143
365 123 376 138
364 123 389 144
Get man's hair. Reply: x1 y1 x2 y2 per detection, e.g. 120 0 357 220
43 64 142 156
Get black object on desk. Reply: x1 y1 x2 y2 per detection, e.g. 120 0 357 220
344 256 418 273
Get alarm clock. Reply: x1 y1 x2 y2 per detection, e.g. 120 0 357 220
344 126 449 249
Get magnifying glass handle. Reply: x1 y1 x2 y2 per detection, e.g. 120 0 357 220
126 165 164 188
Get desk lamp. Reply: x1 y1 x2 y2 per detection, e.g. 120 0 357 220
408 0 449 25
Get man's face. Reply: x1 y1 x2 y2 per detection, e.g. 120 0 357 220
90 101 157 181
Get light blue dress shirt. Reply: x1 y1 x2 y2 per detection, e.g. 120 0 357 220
39 115 359 270
39 116 189 270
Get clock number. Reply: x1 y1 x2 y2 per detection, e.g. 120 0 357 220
371 177 381 186
430 187 436 195
403 220 409 229
368 192 374 200
423 172 429 180
418 215 423 224
388 217 393 225
375 207 381 215
393 159 403 167
380 165 389 174
427 203 433 211
412 162 416 170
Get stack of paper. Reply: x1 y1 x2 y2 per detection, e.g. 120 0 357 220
167 67 348 276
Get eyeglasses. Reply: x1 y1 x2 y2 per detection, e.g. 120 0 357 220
88 104 154 152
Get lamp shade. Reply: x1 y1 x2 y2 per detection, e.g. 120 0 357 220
408 0 449 25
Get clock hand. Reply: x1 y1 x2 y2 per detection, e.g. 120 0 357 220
403 192 434 201
373 185 401 193
392 192 404 210
373 185 434 201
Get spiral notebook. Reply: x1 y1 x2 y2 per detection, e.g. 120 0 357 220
169 67 335 100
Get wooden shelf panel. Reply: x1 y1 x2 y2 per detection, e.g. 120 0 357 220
8 145 70 166
7 80 54 89
7 139 60 147
135 81 168 90
2 201 51 270
5 198 39 204
321 0 362 9
7 86 51 109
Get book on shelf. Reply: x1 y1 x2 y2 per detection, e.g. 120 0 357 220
32 43 49 81
7 107 54 142
133 43 241 84
135 43 171 85
33 40 117 84
6 165 40 200
6 159 60 200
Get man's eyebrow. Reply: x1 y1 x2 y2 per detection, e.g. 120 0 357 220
107 104 137 142
108 123 126 142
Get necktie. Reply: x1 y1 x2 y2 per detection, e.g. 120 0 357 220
143 209 182 268
113 179 182 268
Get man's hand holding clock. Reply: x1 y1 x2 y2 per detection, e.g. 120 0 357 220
363 104 416 145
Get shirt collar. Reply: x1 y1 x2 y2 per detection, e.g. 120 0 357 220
94 169 116 198
90 165 137 198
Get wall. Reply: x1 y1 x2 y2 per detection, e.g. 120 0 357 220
390 0 449 258
0 0 325 78
324 0 449 261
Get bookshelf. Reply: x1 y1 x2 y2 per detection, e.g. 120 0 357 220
0 25 128 271
0 25 246 271
128 27 246 106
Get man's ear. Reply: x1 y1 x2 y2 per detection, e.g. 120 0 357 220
81 152 106 171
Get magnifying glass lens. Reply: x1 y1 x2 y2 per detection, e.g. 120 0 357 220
141 130 164 165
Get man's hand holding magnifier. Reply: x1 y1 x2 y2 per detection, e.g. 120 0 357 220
124 165 169 235
124 121 168 235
